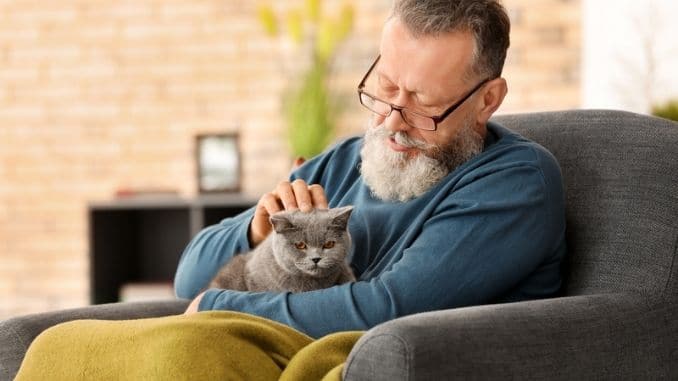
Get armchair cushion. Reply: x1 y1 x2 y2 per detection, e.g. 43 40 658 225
494 110 678 297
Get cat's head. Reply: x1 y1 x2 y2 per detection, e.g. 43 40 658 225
269 206 353 278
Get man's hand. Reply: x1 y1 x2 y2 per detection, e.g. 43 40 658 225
249 179 328 246
184 291 205 315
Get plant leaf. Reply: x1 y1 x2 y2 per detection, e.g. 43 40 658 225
257 4 278 36
287 9 304 44
285 61 334 158
305 0 321 22
652 100 678 121
338 3 354 40
316 18 337 62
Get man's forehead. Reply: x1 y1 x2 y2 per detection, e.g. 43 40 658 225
374 64 428 97
378 18 475 98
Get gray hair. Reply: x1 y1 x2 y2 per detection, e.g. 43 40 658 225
391 0 511 81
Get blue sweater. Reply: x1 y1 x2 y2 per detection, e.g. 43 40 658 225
174 122 567 338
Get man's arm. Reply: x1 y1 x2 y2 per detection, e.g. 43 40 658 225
196 163 566 338
174 210 255 299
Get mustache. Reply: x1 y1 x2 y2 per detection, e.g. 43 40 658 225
392 131 431 150
368 119 434 150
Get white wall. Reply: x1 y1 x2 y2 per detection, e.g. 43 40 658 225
583 0 678 112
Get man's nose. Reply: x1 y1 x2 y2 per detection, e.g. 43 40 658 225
384 107 411 134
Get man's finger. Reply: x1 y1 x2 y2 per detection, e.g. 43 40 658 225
260 192 284 215
291 179 313 212
250 193 284 245
275 181 298 210
308 184 329 209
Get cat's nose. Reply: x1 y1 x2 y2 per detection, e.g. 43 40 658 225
311 257 321 264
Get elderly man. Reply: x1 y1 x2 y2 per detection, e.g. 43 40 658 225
15 1 566 379
177 0 566 338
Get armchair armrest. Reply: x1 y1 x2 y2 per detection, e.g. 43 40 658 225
343 293 677 380
0 299 189 381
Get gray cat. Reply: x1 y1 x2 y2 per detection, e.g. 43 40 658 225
209 206 355 293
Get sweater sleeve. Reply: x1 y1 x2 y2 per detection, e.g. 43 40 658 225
198 160 566 338
173 210 254 299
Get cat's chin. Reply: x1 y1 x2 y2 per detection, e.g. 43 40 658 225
299 266 331 278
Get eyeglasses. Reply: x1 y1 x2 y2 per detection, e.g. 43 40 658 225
357 55 490 131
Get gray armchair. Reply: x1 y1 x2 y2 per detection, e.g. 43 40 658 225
1 109 676 380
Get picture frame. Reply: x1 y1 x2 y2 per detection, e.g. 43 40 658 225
196 133 241 193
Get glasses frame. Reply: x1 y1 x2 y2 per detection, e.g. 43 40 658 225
357 55 491 131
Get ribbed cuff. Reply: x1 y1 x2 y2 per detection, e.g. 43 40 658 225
198 288 226 311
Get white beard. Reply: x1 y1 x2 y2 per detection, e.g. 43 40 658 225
359 116 484 202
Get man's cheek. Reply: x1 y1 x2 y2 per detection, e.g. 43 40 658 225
372 114 386 127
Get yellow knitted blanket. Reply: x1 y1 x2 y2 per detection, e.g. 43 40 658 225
15 311 363 381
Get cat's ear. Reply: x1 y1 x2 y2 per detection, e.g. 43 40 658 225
269 213 297 233
329 206 353 229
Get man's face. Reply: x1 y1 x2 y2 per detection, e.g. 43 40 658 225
371 17 484 156
359 17 487 202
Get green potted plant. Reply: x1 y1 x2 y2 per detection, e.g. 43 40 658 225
257 0 354 158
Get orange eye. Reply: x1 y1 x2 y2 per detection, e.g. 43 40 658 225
323 241 335 249
295 242 307 250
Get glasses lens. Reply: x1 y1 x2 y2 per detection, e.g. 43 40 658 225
360 92 391 116
402 110 436 131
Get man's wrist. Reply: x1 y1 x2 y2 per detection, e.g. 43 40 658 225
247 223 261 247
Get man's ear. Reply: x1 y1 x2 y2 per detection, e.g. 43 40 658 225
476 77 508 126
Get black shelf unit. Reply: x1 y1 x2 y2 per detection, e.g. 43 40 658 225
88 195 256 304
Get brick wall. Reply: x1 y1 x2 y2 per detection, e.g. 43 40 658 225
503 0 581 111
0 0 580 318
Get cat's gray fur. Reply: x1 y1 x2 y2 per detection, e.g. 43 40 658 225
209 206 355 293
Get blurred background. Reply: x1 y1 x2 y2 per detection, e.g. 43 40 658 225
1 0 676 319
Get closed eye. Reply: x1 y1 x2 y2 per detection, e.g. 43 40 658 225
295 242 307 250
376 86 398 100
323 241 335 249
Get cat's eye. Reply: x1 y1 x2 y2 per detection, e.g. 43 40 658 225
323 241 335 249
295 242 307 250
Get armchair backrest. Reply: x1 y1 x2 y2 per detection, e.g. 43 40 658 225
493 110 678 300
